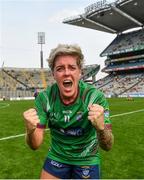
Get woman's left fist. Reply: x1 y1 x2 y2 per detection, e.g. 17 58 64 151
88 104 105 131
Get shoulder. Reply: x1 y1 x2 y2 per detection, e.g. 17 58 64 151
39 83 57 96
35 84 58 112
79 81 107 105
79 80 95 92
79 80 103 96
35 83 56 103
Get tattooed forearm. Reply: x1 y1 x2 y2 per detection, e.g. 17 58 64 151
97 129 114 151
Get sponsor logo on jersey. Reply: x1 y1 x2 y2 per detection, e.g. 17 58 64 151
62 110 72 114
59 127 84 136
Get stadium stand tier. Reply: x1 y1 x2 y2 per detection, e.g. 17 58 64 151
0 67 54 100
63 0 144 97
97 28 144 97
0 65 100 100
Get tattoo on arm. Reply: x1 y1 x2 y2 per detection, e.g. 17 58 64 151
97 128 114 151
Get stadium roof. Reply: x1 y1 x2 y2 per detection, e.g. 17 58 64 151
63 0 144 34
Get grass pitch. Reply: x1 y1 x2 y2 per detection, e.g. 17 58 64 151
0 98 144 179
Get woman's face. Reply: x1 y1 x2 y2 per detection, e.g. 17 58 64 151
53 55 81 104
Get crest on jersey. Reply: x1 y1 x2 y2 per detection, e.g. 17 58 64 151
76 111 83 121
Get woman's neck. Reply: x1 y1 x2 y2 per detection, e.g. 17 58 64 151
60 89 79 105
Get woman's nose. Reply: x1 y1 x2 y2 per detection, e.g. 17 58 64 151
64 68 70 75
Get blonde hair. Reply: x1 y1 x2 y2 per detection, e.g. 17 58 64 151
47 44 84 71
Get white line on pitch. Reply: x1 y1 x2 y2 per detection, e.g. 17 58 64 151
0 109 144 141
0 133 25 141
0 103 10 109
111 109 144 118
0 129 49 141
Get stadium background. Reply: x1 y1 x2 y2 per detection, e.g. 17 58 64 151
0 0 144 179
1 0 144 99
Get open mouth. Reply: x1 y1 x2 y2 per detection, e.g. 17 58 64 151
63 80 73 88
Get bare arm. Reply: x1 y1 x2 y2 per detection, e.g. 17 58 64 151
88 104 114 151
26 127 44 150
23 108 44 150
97 128 114 151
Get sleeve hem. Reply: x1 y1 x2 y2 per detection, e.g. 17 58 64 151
105 124 112 130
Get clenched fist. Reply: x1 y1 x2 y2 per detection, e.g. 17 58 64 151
88 104 105 131
23 108 40 131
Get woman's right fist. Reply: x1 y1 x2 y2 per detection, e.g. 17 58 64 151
23 108 40 130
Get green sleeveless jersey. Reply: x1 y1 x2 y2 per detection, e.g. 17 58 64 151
35 80 111 165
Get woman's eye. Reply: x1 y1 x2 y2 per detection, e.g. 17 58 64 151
70 66 76 70
56 67 63 72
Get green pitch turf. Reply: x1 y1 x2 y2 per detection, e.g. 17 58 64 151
0 98 144 179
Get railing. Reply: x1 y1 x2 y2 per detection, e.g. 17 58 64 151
84 0 118 15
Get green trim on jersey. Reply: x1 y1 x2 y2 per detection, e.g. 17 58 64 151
35 80 111 165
